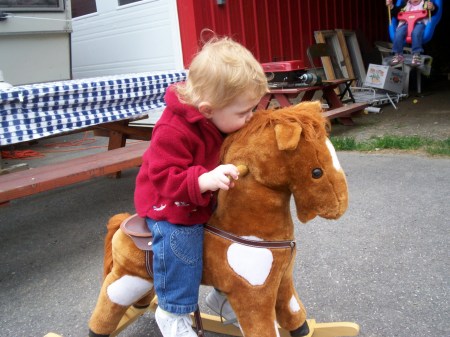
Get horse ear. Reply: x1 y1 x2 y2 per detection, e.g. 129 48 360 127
274 123 303 150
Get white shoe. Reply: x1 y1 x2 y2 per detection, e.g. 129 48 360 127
155 307 197 337
205 289 239 327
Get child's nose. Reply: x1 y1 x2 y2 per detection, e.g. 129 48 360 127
245 111 254 122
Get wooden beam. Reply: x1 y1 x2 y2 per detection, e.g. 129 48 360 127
314 31 336 81
336 29 356 84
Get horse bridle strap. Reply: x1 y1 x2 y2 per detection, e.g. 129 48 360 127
204 224 296 250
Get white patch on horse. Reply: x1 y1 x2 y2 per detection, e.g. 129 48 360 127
107 275 153 306
227 242 273 286
289 295 301 312
326 138 342 171
241 235 263 241
153 204 166 211
274 320 281 337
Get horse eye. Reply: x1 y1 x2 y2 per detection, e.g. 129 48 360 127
312 168 323 179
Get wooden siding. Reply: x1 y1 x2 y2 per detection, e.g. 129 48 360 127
176 0 388 67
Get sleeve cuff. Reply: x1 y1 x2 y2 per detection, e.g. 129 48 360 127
187 166 211 206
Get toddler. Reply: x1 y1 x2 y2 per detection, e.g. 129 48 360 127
386 0 438 66
134 36 268 337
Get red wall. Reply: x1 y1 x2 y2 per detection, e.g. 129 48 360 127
176 0 389 68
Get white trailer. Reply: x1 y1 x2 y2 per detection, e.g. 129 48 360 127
0 0 72 85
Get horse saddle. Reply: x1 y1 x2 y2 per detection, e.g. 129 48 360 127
119 214 205 337
120 214 153 251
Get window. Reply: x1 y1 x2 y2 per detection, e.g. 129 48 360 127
118 0 142 6
71 0 97 18
0 0 64 12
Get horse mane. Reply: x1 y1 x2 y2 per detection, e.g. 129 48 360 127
221 103 329 160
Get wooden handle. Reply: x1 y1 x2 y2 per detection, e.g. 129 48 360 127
237 164 249 177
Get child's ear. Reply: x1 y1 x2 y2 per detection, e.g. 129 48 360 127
198 102 213 118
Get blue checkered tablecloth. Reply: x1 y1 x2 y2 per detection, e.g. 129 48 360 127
0 70 187 146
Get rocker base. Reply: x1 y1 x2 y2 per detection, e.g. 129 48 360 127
46 296 360 337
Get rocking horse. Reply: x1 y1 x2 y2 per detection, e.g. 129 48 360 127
84 101 358 337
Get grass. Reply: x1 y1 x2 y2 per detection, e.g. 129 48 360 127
330 135 450 157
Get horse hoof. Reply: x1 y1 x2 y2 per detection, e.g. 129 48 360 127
89 329 110 337
290 320 310 337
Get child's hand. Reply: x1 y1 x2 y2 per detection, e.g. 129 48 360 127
386 0 393 8
198 164 240 193
426 1 435 10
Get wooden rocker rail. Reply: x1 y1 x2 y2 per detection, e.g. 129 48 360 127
0 141 149 205
46 296 359 337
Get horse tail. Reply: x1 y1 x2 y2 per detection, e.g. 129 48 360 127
103 212 131 280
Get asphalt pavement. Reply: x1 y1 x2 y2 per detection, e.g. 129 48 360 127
1 152 449 337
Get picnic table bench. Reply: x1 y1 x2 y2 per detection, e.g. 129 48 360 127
0 141 149 205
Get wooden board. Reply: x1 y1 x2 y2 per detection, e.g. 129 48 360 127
336 29 356 83
335 29 367 85
0 141 149 204
314 30 338 81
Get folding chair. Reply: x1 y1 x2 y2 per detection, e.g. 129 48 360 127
306 43 356 103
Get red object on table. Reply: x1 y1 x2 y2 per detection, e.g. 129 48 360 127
261 60 308 88
261 60 306 72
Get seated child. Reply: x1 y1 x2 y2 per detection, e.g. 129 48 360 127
386 0 438 66
134 36 268 337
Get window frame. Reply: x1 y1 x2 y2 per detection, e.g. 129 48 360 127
118 0 143 7
0 0 65 12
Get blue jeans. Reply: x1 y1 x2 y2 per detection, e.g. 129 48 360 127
392 22 425 54
146 218 204 314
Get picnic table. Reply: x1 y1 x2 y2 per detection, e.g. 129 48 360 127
257 79 367 125
0 70 186 204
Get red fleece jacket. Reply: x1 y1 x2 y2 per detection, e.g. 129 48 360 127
134 85 225 225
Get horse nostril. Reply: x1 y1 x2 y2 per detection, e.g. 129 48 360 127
312 168 323 179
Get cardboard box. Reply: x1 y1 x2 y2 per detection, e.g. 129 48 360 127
364 64 405 94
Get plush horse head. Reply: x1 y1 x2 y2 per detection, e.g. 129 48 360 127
210 100 347 235
88 101 349 337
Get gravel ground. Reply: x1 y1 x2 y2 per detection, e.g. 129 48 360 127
330 78 450 142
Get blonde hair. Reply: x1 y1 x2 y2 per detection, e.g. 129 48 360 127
175 36 268 109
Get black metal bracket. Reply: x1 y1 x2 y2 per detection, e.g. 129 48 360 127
0 12 9 21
